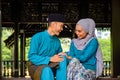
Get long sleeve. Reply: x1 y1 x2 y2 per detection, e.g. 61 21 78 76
76 38 98 62
68 41 75 58
28 34 50 66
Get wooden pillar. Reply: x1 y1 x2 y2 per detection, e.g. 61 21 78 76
13 23 19 77
0 8 2 79
20 29 25 77
111 0 120 78
11 0 21 77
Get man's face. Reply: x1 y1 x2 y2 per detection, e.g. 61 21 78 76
52 22 64 36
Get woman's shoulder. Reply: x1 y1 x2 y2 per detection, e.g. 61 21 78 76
89 37 98 45
90 37 98 42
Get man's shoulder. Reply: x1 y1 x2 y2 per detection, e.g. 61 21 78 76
31 31 45 40
33 31 45 37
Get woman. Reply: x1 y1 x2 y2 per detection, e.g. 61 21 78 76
67 18 103 80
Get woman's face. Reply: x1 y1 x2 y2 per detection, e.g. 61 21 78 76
75 24 88 39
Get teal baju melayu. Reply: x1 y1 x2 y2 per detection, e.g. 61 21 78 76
28 30 67 80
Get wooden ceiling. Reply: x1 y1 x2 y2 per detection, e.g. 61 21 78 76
1 0 112 47
1 0 111 25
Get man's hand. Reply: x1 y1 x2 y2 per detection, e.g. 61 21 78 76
50 55 64 62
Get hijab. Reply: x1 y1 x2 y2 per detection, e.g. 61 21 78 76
72 18 103 77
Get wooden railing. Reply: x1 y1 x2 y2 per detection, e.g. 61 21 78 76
2 60 29 77
102 61 111 77
1 60 111 78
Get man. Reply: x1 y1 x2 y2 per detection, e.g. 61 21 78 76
28 13 67 80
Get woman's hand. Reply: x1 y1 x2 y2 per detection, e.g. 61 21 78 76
58 52 67 56
67 56 72 60
50 54 64 62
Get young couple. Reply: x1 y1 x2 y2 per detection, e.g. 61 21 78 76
28 13 103 80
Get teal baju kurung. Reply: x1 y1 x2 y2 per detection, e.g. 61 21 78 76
68 38 98 71
67 38 98 80
28 30 67 80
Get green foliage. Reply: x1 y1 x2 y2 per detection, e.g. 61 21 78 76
98 37 111 61
2 28 13 60
25 38 31 60
59 38 71 52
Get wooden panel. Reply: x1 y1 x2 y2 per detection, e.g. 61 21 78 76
88 0 111 23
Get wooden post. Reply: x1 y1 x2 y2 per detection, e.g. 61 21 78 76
20 29 25 77
11 0 21 77
0 8 2 79
111 0 120 78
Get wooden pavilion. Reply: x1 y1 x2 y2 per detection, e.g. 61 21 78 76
0 0 120 79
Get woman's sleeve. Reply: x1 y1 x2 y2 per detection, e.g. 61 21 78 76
76 38 98 62
68 41 75 58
